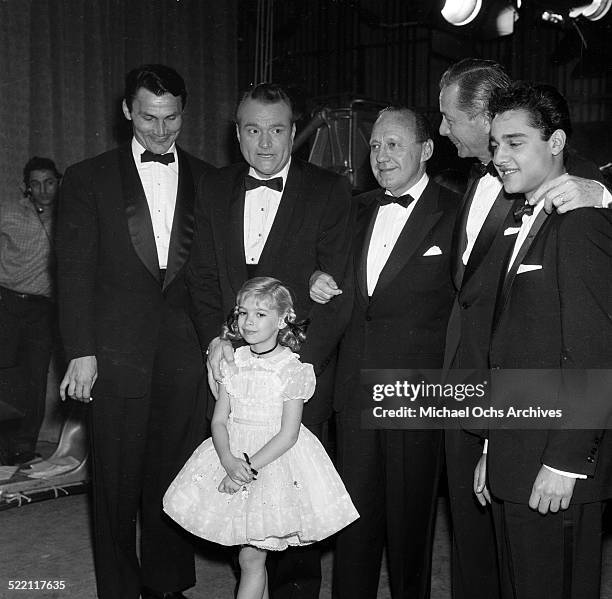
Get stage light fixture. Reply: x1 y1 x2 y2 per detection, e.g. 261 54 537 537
569 0 611 20
441 0 483 26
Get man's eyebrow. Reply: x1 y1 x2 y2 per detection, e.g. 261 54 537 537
502 132 528 140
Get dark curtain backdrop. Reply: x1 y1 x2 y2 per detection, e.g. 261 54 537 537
0 0 238 195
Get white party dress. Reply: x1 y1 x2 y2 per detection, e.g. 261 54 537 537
163 346 359 550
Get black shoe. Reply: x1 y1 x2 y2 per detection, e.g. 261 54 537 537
141 588 188 599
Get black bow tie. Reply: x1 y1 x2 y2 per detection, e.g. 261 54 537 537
378 191 415 208
245 175 283 193
141 150 175 165
513 202 534 222
471 161 498 179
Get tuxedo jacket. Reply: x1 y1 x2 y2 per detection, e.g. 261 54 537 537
186 158 353 424
444 156 607 373
334 180 459 412
488 208 612 504
57 144 214 398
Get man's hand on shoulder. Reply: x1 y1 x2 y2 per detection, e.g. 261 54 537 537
531 174 608 214
207 337 235 399
309 270 342 305
528 466 576 514
60 356 97 403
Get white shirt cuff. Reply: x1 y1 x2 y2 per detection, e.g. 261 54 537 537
543 464 587 479
596 182 612 208
483 439 488 454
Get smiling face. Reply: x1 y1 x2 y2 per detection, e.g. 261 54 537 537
236 98 295 178
237 295 285 352
369 111 432 196
122 88 183 154
439 83 491 163
490 108 565 200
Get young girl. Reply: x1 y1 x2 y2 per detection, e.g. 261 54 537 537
163 277 358 599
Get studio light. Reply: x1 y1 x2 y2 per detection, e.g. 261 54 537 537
569 0 612 20
441 0 483 26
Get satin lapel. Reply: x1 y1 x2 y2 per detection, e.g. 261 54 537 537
226 167 249 295
255 161 302 274
461 189 514 287
496 208 549 324
164 148 195 291
451 174 479 289
372 183 442 300
121 145 161 284
356 200 379 306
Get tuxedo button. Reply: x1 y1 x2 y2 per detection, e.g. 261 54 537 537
587 456 595 463
460 302 470 309
491 365 501 370
365 315 372 322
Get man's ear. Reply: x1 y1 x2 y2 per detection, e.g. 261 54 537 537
549 129 566 156
235 123 241 144
122 99 132 121
421 139 434 163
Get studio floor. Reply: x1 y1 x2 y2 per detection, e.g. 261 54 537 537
2 487 612 599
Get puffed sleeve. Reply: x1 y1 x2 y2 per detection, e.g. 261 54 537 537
281 360 316 402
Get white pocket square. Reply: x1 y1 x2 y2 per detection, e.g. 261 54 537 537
422 246 442 256
504 227 521 236
517 264 542 274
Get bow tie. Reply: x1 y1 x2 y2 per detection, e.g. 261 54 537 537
141 150 175 165
471 161 498 179
245 175 283 192
378 191 415 208
513 202 534 222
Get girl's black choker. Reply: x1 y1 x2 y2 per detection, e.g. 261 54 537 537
250 342 278 357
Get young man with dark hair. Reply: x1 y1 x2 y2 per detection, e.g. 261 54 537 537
437 58 611 599
475 81 612 599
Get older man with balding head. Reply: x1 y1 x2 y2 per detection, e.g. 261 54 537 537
321 106 460 599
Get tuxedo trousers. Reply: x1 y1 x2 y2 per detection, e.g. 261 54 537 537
88 336 206 599
491 498 603 599
333 402 442 599
444 429 501 599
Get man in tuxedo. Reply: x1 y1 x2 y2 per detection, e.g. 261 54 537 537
186 82 352 599
56 64 214 599
473 81 612 599
438 58 611 599
311 107 459 599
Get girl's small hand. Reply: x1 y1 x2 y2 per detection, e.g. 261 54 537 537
218 475 242 494
221 455 254 484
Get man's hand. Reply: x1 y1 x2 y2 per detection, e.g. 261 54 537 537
218 474 242 495
529 466 576 514
531 174 605 214
473 454 491 507
309 270 342 305
206 337 235 399
60 356 97 402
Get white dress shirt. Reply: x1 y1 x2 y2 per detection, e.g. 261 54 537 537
367 173 429 296
131 138 178 269
462 173 503 266
244 159 291 265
